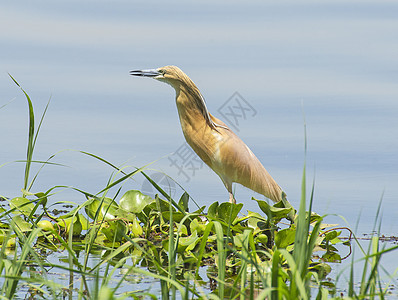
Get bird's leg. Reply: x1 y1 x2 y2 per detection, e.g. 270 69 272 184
223 179 236 204
229 192 236 204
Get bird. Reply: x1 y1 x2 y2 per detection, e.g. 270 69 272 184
130 65 294 221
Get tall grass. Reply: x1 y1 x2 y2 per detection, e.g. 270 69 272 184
8 74 50 195
1 78 397 299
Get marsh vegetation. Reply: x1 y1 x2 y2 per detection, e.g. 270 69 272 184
0 79 396 299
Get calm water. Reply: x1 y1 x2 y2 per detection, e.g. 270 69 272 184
1 0 397 293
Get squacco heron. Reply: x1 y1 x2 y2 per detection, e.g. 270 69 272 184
130 66 294 221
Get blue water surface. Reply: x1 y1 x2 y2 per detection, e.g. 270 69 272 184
0 0 397 296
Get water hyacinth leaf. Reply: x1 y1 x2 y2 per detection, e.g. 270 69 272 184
324 230 341 242
275 227 296 249
119 190 154 213
320 223 339 230
190 218 206 234
131 248 144 266
0 229 5 243
309 212 322 224
69 214 83 235
207 202 219 219
37 220 55 232
163 230 199 253
98 286 114 300
101 220 127 242
233 232 250 248
207 202 243 224
12 215 32 232
178 192 189 212
162 211 185 223
154 196 173 213
192 205 206 215
218 202 243 224
6 237 16 248
57 213 84 235
247 211 267 229
85 197 119 221
9 197 34 215
180 230 199 250
322 251 341 263
33 192 48 207
130 217 143 237
255 199 292 221
178 224 188 236
255 233 268 246
321 281 335 289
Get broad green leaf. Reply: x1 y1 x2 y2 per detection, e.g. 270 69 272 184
247 211 267 229
85 197 119 221
162 211 185 223
190 218 206 235
324 230 341 242
57 214 83 235
9 197 34 215
37 220 55 231
233 231 251 248
256 199 292 221
207 202 219 219
178 192 189 212
119 190 154 213
34 192 48 207
218 202 243 224
275 228 296 249
163 230 199 253
322 251 341 263
12 215 32 232
130 218 143 237
255 233 268 246
101 220 127 242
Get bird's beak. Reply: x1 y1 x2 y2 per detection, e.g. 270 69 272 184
130 69 161 78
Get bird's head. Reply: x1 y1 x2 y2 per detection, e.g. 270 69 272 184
130 65 192 91
130 65 222 130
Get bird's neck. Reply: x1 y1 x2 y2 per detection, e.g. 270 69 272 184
174 87 209 134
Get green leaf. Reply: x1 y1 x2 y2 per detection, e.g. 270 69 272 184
163 231 199 253
322 251 341 263
207 202 243 224
101 220 127 242
190 218 206 235
119 190 154 213
162 211 185 223
233 231 251 248
85 197 119 221
247 211 267 229
12 215 32 232
33 192 48 207
9 197 34 215
324 231 337 241
57 214 83 235
255 233 268 246
178 192 189 212
255 199 292 222
275 228 296 249
218 202 243 224
324 230 341 242
207 202 219 219
130 217 143 237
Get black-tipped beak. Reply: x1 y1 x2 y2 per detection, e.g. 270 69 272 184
130 69 161 77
